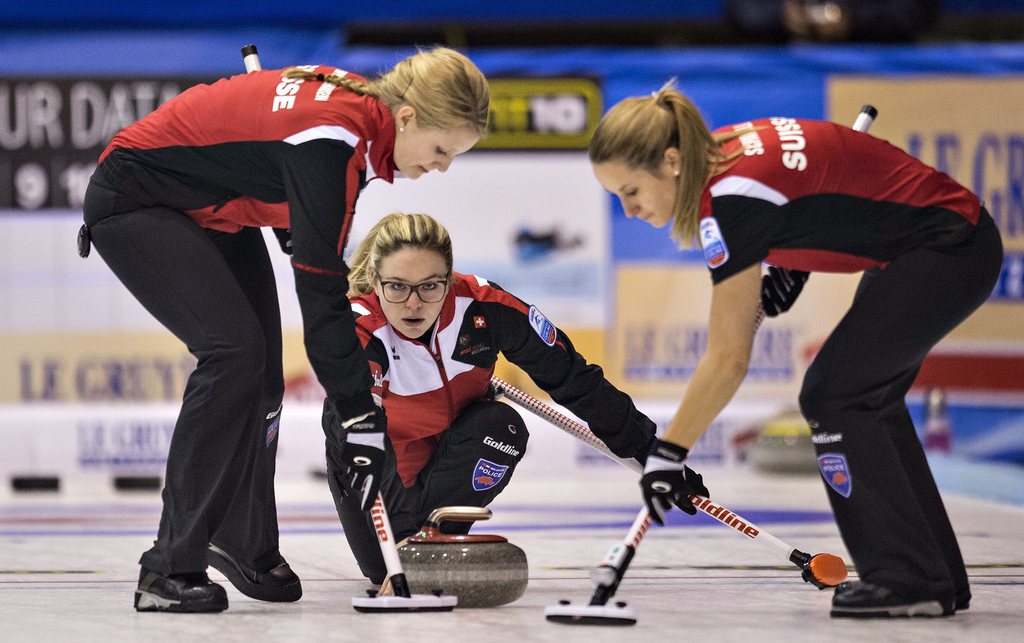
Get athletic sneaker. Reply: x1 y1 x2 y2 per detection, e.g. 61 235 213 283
134 568 228 613
206 544 302 602
955 588 971 611
830 581 954 618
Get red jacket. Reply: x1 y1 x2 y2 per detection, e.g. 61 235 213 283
701 118 981 282
96 66 399 417
350 273 656 486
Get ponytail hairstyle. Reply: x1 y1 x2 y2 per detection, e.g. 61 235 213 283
589 80 748 248
283 46 490 137
347 212 454 298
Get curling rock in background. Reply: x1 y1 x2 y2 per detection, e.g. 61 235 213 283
748 408 818 474
398 506 528 608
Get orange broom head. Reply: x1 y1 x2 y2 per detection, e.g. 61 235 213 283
808 553 848 587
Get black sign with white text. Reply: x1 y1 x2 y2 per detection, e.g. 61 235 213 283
1 74 602 210
0 76 213 210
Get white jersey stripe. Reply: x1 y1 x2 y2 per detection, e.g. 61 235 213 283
365 141 377 181
284 124 360 148
711 175 790 206
377 295 476 396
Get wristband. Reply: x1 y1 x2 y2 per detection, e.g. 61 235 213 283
649 439 689 463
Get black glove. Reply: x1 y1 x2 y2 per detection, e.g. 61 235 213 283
272 227 293 255
485 380 504 401
322 400 386 512
632 426 657 467
640 439 710 525
761 266 809 317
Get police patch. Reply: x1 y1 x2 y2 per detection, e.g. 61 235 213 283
817 453 852 498
528 305 557 346
472 458 509 491
699 217 729 269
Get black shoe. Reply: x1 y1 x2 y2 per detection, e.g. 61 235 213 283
831 581 953 618
207 544 302 602
955 588 971 611
134 568 228 613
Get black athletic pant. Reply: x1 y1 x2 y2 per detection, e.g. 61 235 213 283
328 400 529 584
84 173 285 575
799 210 1002 604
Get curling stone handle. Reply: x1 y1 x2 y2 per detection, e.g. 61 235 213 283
425 506 492 528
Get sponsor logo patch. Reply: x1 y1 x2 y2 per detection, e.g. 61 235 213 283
472 458 509 491
811 432 843 445
528 305 557 346
484 435 521 458
699 217 729 269
817 453 852 498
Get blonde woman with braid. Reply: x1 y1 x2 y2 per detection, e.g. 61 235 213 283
590 82 1000 618
80 47 489 612
325 212 657 587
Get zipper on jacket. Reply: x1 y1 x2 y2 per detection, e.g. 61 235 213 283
429 337 456 426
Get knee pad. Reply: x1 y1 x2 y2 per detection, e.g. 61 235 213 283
449 400 529 461
483 403 529 458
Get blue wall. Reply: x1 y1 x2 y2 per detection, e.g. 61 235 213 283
0 1 1019 26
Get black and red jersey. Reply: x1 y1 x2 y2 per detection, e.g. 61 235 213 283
96 66 400 415
700 118 982 282
349 273 656 486
98 66 397 272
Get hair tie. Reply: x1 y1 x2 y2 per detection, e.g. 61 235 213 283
316 73 326 81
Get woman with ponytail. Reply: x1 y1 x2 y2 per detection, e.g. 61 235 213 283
81 47 489 612
590 81 999 618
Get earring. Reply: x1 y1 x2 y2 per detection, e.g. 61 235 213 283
674 169 680 177
399 127 405 133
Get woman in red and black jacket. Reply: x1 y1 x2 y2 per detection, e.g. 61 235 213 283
589 83 1002 618
81 48 489 612
322 212 657 585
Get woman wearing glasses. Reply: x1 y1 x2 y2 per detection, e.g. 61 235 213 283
323 212 657 586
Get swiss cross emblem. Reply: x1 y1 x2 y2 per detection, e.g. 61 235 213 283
473 316 487 329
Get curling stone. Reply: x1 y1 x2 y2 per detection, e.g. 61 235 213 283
748 408 818 474
398 506 528 608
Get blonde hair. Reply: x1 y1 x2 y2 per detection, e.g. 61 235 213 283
283 46 490 137
348 212 454 297
589 80 747 247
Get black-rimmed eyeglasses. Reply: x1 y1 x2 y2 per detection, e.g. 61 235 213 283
379 279 449 304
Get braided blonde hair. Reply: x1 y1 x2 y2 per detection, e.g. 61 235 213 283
348 212 454 297
283 46 490 137
589 80 748 247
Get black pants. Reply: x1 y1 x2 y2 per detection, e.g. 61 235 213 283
799 211 1002 604
329 400 529 584
84 174 285 575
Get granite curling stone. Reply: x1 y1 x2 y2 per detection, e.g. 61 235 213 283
748 408 818 474
398 506 528 608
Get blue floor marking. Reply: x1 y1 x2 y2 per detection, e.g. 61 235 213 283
0 507 833 537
